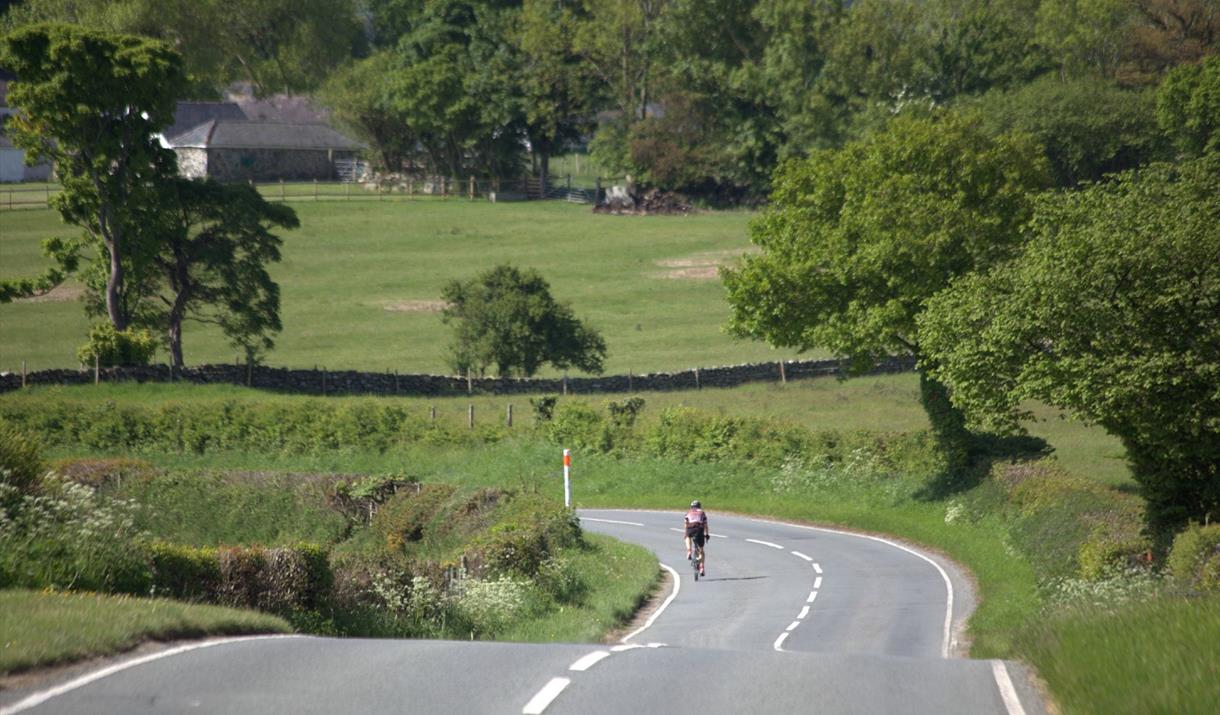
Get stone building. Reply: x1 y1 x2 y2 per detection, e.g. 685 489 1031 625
166 120 364 182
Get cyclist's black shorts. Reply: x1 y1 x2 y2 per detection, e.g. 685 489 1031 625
686 526 706 547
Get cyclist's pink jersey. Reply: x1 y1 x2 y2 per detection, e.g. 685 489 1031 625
684 508 708 535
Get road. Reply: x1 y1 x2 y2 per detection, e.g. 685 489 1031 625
0 510 1046 715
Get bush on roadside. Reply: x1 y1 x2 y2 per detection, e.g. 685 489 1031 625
1167 523 1220 593
0 475 151 593
0 418 45 500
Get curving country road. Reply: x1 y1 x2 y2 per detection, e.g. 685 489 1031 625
0 510 1046 715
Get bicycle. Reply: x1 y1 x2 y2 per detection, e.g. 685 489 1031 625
690 542 704 581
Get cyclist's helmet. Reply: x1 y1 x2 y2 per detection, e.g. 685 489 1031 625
691 500 701 509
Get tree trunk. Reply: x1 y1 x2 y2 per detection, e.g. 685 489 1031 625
106 241 127 331
168 316 184 368
918 368 972 486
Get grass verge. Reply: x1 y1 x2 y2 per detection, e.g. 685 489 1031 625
0 589 290 676
501 533 660 643
1016 594 1220 714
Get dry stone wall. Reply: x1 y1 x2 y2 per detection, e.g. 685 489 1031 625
0 357 916 396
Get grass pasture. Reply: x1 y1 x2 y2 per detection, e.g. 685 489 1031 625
0 200 811 375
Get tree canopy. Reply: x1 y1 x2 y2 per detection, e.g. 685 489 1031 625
441 265 607 378
1 22 185 331
919 157 1220 532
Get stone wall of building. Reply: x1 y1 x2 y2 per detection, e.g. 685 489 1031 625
174 148 208 179
203 148 358 182
0 357 916 396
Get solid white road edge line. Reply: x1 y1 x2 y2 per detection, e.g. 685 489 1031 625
991 661 1028 715
620 563 681 643
0 635 302 715
568 651 611 672
790 550 813 561
773 632 790 651
581 517 646 527
745 538 784 549
798 606 810 620
522 677 571 715
768 520 954 658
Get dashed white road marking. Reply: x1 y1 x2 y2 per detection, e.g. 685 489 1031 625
582 517 645 527
785 621 801 632
620 563 681 643
798 606 810 620
814 576 822 589
568 651 611 672
790 550 813 561
806 591 818 603
812 562 823 574
522 677 571 714
710 533 727 538
0 635 301 715
991 661 1028 715
745 538 784 550
610 644 643 652
773 632 790 651
669 527 684 533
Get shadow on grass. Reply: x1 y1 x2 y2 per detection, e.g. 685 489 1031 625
916 432 1052 501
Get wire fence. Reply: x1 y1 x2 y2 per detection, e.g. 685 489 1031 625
0 175 609 212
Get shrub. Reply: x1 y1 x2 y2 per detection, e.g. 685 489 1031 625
545 402 609 452
453 574 533 636
0 475 151 593
76 323 158 366
0 418 44 500
1078 528 1152 581
1167 523 1220 594
53 457 157 489
150 542 221 600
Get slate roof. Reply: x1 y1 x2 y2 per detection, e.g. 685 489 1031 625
163 102 247 141
165 120 363 151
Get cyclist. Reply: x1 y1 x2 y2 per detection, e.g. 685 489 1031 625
684 500 709 576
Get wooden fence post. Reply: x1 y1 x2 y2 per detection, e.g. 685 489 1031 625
469 175 475 200
430 406 436 422
21 360 26 388
94 354 100 385
694 367 701 389
394 370 400 395
562 373 568 396
506 403 513 427
468 404 475 429
321 367 327 396
628 369 633 392
779 361 787 384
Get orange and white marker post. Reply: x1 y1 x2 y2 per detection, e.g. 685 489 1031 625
563 448 572 507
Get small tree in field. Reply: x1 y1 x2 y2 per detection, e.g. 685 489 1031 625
441 265 606 378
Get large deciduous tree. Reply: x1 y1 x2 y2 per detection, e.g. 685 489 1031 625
1157 52 1220 157
918 158 1220 534
441 265 607 378
152 179 298 368
1 23 185 332
723 114 1050 474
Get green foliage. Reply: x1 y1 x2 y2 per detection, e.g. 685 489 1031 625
0 418 45 499
76 323 159 367
0 475 152 594
442 265 607 377
1157 52 1220 157
920 157 1220 533
152 178 298 367
969 74 1170 186
1 23 185 332
1166 523 1220 593
149 542 333 616
2 0 364 96
529 395 559 423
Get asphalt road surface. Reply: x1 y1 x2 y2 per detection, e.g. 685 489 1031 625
1 509 1047 715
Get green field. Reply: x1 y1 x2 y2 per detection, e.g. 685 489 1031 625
0 201 812 374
